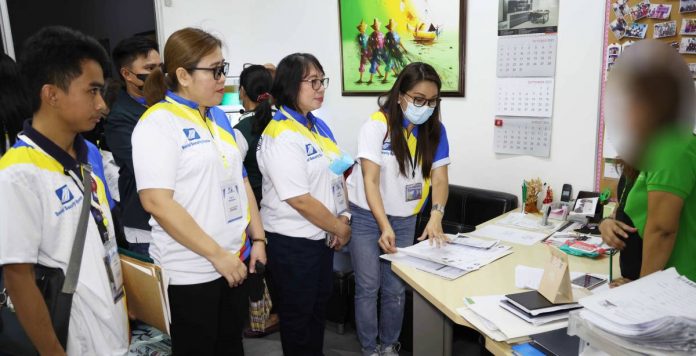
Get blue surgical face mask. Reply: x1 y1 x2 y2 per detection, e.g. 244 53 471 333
402 102 434 125
328 152 355 175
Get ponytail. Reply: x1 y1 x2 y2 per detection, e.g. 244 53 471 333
239 64 274 135
251 97 274 135
143 28 223 107
144 66 168 106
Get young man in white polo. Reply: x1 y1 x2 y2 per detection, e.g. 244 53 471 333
0 26 129 355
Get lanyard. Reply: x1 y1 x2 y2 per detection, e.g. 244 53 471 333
403 129 418 179
383 127 418 179
168 98 231 169
66 165 110 244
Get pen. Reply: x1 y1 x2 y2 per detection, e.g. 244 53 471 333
609 252 613 283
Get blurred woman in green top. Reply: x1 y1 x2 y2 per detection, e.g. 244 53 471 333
605 40 696 281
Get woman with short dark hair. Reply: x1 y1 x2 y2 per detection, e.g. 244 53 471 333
257 53 352 355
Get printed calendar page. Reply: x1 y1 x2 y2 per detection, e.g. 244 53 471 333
493 117 552 157
497 34 558 77
495 78 555 118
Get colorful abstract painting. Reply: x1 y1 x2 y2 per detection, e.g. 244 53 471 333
338 0 467 96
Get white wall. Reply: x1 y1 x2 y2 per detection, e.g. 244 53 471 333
157 0 605 198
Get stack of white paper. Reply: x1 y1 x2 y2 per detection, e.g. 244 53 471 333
381 252 470 280
382 238 513 280
577 268 696 353
456 295 567 342
398 239 512 272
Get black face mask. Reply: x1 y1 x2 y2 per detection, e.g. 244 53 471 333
128 70 149 91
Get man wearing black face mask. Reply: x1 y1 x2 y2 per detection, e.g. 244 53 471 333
104 36 161 256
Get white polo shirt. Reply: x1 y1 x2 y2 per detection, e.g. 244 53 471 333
347 111 450 217
132 91 251 285
257 106 345 240
0 130 128 355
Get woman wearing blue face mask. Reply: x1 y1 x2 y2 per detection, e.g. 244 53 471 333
346 62 450 356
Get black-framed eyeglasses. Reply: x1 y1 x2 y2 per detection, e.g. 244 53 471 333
403 92 440 108
301 78 330 91
188 62 229 80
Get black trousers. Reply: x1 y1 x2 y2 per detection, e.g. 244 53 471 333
267 232 334 356
168 275 249 356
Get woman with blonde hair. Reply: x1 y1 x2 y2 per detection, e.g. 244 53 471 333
132 27 266 354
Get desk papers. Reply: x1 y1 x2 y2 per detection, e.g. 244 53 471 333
383 239 513 280
576 268 696 353
496 212 563 231
470 225 549 246
457 295 568 342
398 240 512 272
381 252 469 280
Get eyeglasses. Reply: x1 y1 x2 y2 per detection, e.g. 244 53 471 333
188 62 229 80
301 78 330 91
403 92 440 108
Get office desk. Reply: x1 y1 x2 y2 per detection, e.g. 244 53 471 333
392 211 621 356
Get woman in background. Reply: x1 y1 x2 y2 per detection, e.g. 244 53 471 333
235 64 275 205
0 53 31 156
605 39 696 282
347 62 450 356
233 64 280 338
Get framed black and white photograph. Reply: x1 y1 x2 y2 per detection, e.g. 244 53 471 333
498 0 559 36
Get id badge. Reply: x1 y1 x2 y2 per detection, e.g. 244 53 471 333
103 239 124 303
222 180 244 223
405 183 423 202
331 177 348 214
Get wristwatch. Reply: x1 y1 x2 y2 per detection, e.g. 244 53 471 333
340 212 352 224
431 204 445 215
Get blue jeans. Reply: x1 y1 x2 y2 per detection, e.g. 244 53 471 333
348 203 416 352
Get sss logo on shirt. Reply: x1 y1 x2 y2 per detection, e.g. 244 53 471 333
55 185 74 205
305 143 322 162
305 144 318 156
182 128 201 141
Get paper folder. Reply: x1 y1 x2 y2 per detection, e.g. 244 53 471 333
120 254 171 335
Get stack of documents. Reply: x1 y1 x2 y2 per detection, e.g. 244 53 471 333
456 295 568 343
467 213 563 246
382 235 512 280
574 268 696 354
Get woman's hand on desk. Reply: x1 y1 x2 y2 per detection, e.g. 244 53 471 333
599 218 637 250
609 277 633 288
418 212 448 248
